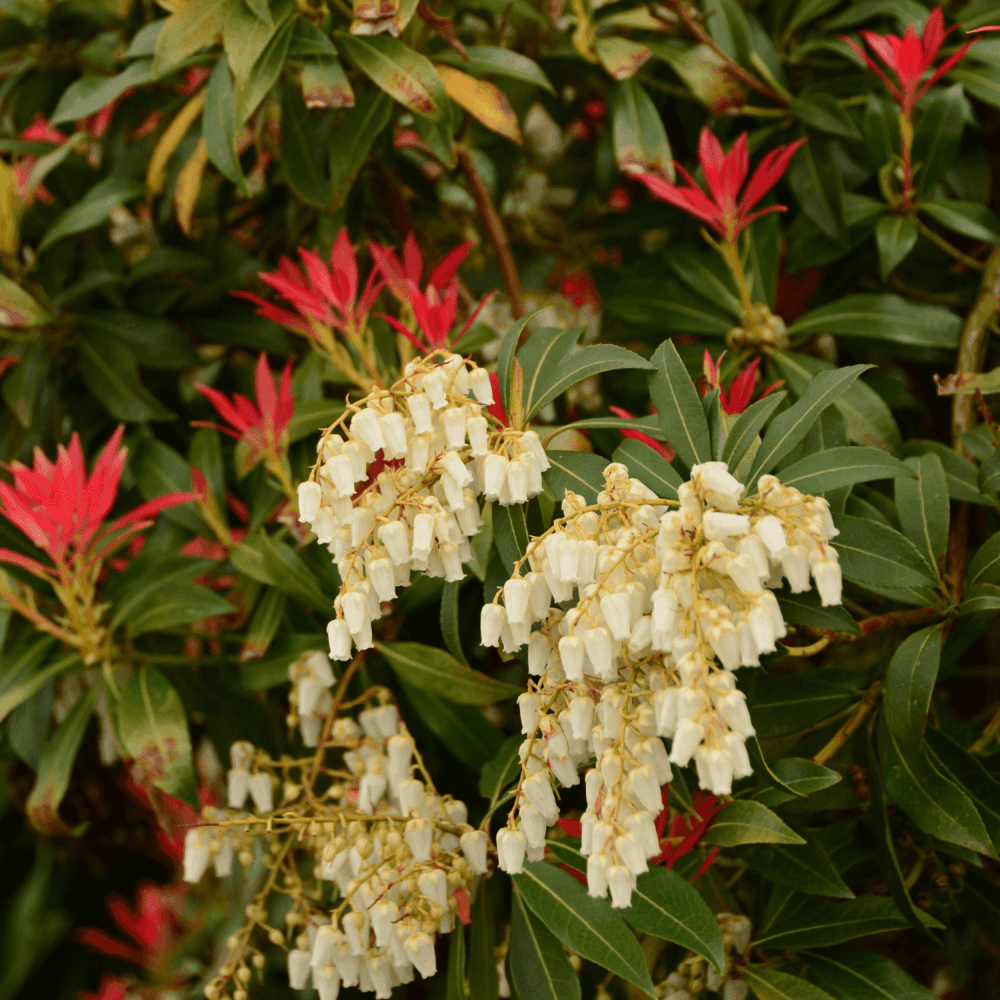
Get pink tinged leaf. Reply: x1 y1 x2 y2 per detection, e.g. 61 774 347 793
428 241 473 290
451 290 498 346
843 36 904 102
921 6 946 65
297 247 339 308
737 138 807 217
330 228 359 308
258 273 334 324
896 26 925 83
402 232 423 284
725 358 760 414
195 383 251 435
357 264 385 320
697 127 727 205
635 173 722 229
254 353 277 437
104 493 199 539
720 132 749 208
0 547 54 577
923 40 975 95
230 291 311 334
376 313 429 352
276 359 295 434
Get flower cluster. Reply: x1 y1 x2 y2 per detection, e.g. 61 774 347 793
297 350 550 660
486 461 842 907
183 689 488 1000
658 912 752 1000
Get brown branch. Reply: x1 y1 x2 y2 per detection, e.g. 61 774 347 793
664 0 787 105
822 606 937 646
457 147 525 324
813 681 883 765
952 245 1000 453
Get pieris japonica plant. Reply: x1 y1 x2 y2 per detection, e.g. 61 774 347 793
7 1 1000 997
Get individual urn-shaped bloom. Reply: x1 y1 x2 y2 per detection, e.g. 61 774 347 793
288 949 312 990
503 577 530 624
405 932 438 979
607 864 633 908
558 635 586 680
813 559 842 606
717 690 755 738
328 618 353 661
227 766 250 809
600 592 632 641
405 817 433 861
497 827 527 874
703 511 750 540
670 718 705 767
183 828 211 883
315 966 342 1000
518 692 540 734
460 830 489 874
523 771 559 823
298 480 322 522
481 604 506 647
248 772 273 813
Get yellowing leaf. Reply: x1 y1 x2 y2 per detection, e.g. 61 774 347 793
0 158 21 258
147 87 207 196
436 65 522 144
174 138 210 236
594 37 651 82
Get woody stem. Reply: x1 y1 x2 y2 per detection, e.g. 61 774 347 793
718 239 757 329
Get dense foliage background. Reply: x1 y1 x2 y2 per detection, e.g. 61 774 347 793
4 0 1000 998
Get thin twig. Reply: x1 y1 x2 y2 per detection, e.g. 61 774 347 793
813 681 883 765
916 218 987 273
971 700 1000 754
457 147 525 324
664 0 787 105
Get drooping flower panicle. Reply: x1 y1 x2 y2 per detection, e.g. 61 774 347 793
636 128 806 243
186 686 486 1000
296 351 549 660
486 461 843 907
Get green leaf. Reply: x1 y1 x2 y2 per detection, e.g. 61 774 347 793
509 888 581 1000
0 274 52 328
522 339 655 421
202 56 246 190
612 439 682 500
648 339 711 468
78 330 175 423
497 312 537 418
329 90 393 210
401 680 503 766
775 587 860 635
721 391 787 472
665 249 742 321
493 501 530 576
38 177 146 253
518 326 585 416
236 14 294 120
787 134 846 245
750 670 859 738
0 653 77 728
446 921 468 1000
911 84 965 198
469 887 498 1000
832 513 939 592
785 294 962 350
790 93 863 140
754 897 939 951
980 449 1000 495
26 681 102 836
594 36 652 81
512 862 656 997
435 45 555 92
803 946 938 1000
603 282 733 335
754 758 842 808
969 531 1000 589
741 966 838 1000
901 440 989 506
875 214 919 279
626 865 726 972
951 62 1000 108
704 800 806 846
863 719 937 940
747 366 869 484
958 583 1000 615
925 727 1000 852
280 84 332 208
921 199 1000 243
772 351 901 452
117 666 198 807
153 0 224 77
300 55 355 109
882 625 944 748
336 32 445 118
479 734 521 802
543 451 607 506
258 531 332 609
896 453 949 573
50 59 153 124
77 311 199 370
223 0 277 82
440 581 469 665
133 440 202 532
376 641 519 703
878 713 995 858
124 583 235 638
737 836 855 899
241 588 286 661
609 79 672 179
777 446 915 495
550 415 668 440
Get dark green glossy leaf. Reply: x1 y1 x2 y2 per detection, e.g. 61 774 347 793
896 453 949 574
543 451 607 506
882 625 943 748
803 946 938 1000
741 965 837 1000
400 681 503 767
704 800 805 846
777 445 915 495
736 835 855 899
39 177 146 253
875 214 918 279
509 888 581 1000
754 758 842 807
202 56 246 189
375 641 520 703
612 439 682 500
921 199 1000 243
648 338 711 468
